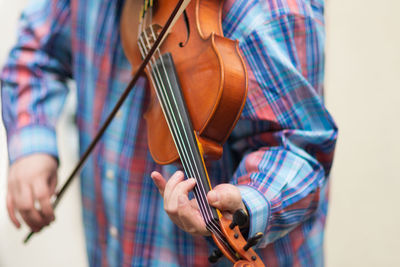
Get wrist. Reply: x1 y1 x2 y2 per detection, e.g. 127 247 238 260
237 185 270 248
7 125 59 164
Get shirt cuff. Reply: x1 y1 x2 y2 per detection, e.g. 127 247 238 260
7 125 58 164
237 185 270 247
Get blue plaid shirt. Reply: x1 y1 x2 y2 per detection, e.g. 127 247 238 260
1 0 337 266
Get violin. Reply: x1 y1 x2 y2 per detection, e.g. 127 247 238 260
121 0 265 266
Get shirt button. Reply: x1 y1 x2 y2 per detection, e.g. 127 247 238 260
106 169 115 180
109 226 118 239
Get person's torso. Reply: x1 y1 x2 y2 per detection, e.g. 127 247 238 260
69 1 327 266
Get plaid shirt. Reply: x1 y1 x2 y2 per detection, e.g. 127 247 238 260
1 0 337 266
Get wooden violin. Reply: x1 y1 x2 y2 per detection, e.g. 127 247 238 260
121 0 265 266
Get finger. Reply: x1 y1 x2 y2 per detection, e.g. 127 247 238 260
207 184 244 213
164 178 196 214
15 184 46 231
172 178 196 196
6 194 20 228
32 180 55 223
150 171 167 196
49 173 57 195
20 209 47 232
14 183 34 213
168 178 196 206
7 177 19 201
163 171 185 202
177 195 209 236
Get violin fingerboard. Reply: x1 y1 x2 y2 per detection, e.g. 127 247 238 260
151 52 219 226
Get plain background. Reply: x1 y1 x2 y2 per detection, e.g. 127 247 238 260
0 0 399 266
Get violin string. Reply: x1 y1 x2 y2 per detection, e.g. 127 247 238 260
146 26 218 224
139 13 210 220
139 29 221 233
139 11 214 225
141 27 227 240
145 21 229 240
138 33 214 227
139 10 230 246
145 25 212 211
137 38 234 255
140 4 198 192
141 7 203 204
142 1 214 226
137 39 211 227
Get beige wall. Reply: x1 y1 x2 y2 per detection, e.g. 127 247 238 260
324 0 400 266
0 0 399 266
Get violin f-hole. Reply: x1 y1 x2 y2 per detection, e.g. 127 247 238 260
179 10 190 47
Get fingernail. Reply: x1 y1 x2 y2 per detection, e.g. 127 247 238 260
208 191 218 203
188 178 196 185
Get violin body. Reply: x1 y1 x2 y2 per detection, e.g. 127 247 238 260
121 0 247 164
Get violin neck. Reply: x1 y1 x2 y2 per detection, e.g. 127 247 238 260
150 53 219 227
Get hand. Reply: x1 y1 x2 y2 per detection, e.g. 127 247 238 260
151 171 246 236
7 153 58 232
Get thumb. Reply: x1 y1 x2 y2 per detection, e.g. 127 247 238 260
207 184 243 213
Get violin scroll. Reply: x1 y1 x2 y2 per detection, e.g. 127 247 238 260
216 209 264 266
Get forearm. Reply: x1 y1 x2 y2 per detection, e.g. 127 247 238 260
1 0 72 163
235 139 334 247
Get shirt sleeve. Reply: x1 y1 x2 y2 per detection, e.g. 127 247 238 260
231 13 338 247
1 0 72 163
